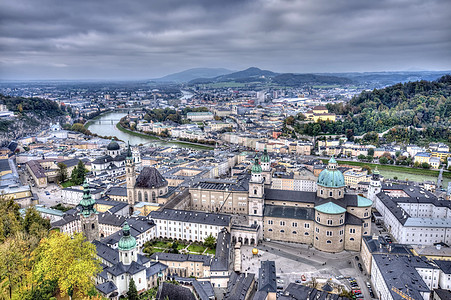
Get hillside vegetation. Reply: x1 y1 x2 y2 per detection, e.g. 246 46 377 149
286 75 451 144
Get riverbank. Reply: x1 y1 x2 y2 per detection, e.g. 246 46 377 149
84 110 113 128
323 159 451 179
115 123 214 150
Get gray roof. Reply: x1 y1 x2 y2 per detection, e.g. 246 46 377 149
225 272 255 300
135 167 168 189
362 236 411 255
94 240 150 267
149 208 231 227
211 229 231 272
435 289 451 300
283 283 350 300
434 260 451 274
149 252 212 266
372 254 432 300
96 281 117 295
146 262 168 278
156 282 196 300
105 186 127 197
264 205 314 221
193 280 215 300
257 261 276 293
0 159 10 172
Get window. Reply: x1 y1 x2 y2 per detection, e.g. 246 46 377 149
280 221 285 226
329 191 333 197
320 190 323 195
292 231 297 234
326 231 333 236
339 230 344 235
327 240 331 243
305 232 309 235
364 212 369 217
316 228 319 233
292 222 298 227
327 220 333 225
304 223 310 229
268 229 273 232
339 219 344 224
280 230 285 233
350 228 356 234
338 191 341 196
268 220 273 225
316 216 320 222
350 238 355 241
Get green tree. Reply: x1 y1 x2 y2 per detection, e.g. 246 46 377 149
379 157 388 164
127 278 138 300
71 160 87 185
367 148 375 156
33 232 101 299
421 162 431 169
57 162 68 183
204 234 216 249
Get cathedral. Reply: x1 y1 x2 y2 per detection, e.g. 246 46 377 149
189 154 373 253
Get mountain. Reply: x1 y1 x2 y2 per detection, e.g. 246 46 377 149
188 67 278 85
152 68 234 83
272 73 353 86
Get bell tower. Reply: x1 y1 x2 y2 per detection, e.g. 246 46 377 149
260 146 272 186
368 167 382 206
248 155 264 235
126 141 136 212
79 180 99 242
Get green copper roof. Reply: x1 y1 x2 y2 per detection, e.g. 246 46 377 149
251 156 262 173
329 156 337 164
118 222 136 251
357 195 373 207
373 166 379 175
317 156 345 188
79 179 96 217
261 147 270 163
315 202 347 214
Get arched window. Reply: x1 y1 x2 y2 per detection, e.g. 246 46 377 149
350 238 355 241
292 231 297 234
138 191 142 202
144 192 149 202
305 232 309 235
254 189 257 195
152 191 156 202
327 240 331 243
92 223 95 229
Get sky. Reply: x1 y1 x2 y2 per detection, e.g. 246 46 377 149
1 0 450 80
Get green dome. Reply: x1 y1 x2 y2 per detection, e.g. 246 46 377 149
251 156 262 173
79 180 96 217
118 222 136 251
315 202 347 214
317 157 345 188
261 147 270 163
107 138 120 151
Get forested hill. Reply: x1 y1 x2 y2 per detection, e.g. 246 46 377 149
286 75 451 144
0 94 66 142
1 94 64 117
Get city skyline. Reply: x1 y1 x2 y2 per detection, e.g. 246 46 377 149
1 0 451 80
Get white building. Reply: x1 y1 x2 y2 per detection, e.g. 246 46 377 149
148 209 232 243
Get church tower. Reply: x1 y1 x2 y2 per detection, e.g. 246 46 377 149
118 222 138 265
368 167 382 206
260 146 272 186
248 155 264 233
79 180 99 242
126 142 136 212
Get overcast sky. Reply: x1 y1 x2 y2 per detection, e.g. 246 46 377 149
1 0 450 80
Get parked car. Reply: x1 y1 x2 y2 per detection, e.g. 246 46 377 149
45 191 50 195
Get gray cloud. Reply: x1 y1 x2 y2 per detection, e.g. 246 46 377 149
0 0 450 79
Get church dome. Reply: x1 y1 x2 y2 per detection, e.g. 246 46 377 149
251 156 262 173
317 157 345 188
261 147 270 163
107 139 120 151
135 167 167 189
118 222 136 251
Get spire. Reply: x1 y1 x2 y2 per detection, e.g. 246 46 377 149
79 179 96 217
126 141 133 160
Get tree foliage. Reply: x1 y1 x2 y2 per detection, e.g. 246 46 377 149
71 160 87 185
127 278 138 300
204 234 216 249
32 232 101 298
57 162 68 183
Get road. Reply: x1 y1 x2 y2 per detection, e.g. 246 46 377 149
18 167 63 208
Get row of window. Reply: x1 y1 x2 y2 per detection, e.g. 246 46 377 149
267 220 309 228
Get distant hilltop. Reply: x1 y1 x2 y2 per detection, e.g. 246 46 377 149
151 68 234 83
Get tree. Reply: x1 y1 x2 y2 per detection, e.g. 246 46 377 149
379 157 388 164
361 165 372 174
204 234 216 249
357 154 366 160
421 162 431 169
71 160 87 185
57 162 68 183
367 148 375 156
0 237 28 298
127 278 138 300
33 232 101 299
